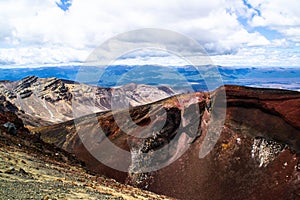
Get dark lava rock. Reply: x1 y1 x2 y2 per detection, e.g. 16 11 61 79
15 76 38 92
0 96 18 112
0 112 29 135
4 167 32 178
3 122 17 135
19 89 33 99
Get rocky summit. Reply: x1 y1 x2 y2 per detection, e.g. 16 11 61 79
0 76 175 127
0 77 300 200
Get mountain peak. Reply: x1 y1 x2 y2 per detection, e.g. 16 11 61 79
0 77 175 125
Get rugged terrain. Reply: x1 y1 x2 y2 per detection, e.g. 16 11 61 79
0 76 175 127
35 84 300 199
0 111 173 200
1 76 300 199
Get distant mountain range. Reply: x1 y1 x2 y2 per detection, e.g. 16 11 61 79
1 65 300 91
0 76 175 127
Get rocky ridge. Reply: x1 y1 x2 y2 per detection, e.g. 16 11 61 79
0 76 175 126
1 77 300 200
34 85 300 200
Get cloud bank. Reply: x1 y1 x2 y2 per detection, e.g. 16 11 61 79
0 0 299 67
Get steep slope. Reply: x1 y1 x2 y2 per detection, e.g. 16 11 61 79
0 76 175 126
35 85 300 200
0 112 173 200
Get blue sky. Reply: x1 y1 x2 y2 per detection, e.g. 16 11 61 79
0 0 299 67
56 0 72 11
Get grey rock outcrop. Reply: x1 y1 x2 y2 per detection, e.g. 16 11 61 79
0 76 175 125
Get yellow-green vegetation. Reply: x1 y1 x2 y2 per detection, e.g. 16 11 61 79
0 130 172 200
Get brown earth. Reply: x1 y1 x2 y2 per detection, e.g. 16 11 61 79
34 85 300 199
0 112 173 200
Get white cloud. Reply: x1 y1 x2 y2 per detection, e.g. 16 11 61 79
0 0 299 67
211 46 300 67
249 0 300 26
0 46 89 66
248 0 300 42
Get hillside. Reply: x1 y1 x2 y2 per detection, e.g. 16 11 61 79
34 85 300 199
1 76 300 199
0 111 173 199
0 76 175 126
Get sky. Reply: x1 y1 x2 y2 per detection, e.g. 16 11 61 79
0 0 299 67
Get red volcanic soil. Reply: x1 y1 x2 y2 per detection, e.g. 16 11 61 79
36 85 300 200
